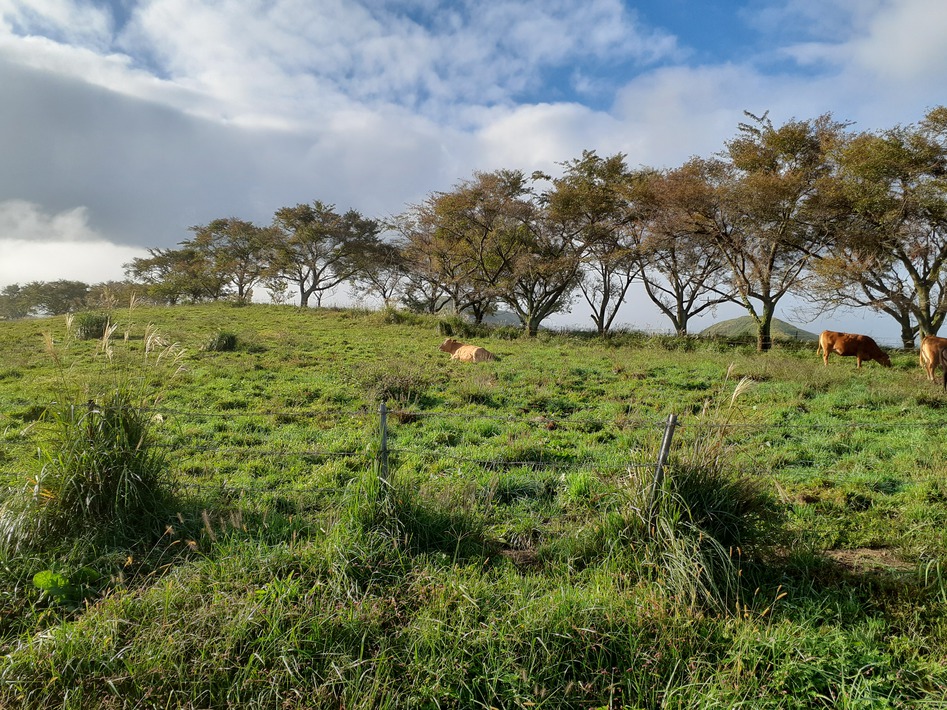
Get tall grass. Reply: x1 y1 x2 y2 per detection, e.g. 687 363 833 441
616 370 785 615
0 320 185 554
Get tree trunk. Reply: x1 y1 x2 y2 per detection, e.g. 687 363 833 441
900 321 917 349
526 316 541 337
757 304 775 352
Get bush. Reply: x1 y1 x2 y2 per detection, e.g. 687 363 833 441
350 360 433 407
204 331 237 352
0 323 183 555
0 392 171 553
72 312 110 340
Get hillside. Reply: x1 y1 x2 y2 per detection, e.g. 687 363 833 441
700 315 820 341
0 303 945 707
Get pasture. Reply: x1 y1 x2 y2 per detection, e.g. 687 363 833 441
1 303 947 708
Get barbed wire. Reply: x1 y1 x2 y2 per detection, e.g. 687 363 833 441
5 400 947 433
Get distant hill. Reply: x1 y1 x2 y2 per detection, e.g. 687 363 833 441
700 316 819 342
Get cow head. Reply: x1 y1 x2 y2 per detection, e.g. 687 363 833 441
439 338 459 353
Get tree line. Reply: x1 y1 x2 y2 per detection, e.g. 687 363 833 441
3 106 946 350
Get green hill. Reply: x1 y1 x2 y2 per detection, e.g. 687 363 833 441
0 304 944 707
700 315 819 341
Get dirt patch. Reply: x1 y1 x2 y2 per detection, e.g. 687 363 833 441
824 547 914 574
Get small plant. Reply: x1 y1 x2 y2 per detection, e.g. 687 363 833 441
72 312 110 340
204 331 238 352
33 566 104 607
350 360 433 406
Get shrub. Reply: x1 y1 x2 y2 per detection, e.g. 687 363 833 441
72 312 110 340
377 306 421 326
0 391 171 553
349 360 433 407
0 324 184 554
204 331 237 352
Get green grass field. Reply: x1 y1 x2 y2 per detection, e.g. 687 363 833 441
1 303 946 708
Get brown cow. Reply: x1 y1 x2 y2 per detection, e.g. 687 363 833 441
817 330 892 368
919 335 947 381
439 338 496 363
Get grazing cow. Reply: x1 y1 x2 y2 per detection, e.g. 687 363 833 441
940 347 947 392
817 330 892 368
439 338 496 363
919 335 947 381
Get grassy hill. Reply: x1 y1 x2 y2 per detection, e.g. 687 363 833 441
0 303 945 707
700 315 820 341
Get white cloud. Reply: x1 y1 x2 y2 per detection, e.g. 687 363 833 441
0 199 100 242
3 0 680 130
846 0 947 84
476 102 623 173
0 200 147 284
0 0 113 49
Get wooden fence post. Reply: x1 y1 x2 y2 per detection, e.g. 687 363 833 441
648 413 678 523
378 401 389 485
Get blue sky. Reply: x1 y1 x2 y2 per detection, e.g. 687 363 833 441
1 0 945 342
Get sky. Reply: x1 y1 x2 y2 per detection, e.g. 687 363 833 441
1 0 945 344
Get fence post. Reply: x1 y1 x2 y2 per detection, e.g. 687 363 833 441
648 413 677 523
378 401 389 485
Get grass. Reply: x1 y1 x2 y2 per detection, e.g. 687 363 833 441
0 303 946 707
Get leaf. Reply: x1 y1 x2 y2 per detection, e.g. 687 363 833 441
32 570 73 602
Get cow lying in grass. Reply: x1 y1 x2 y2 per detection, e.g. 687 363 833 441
817 330 892 368
439 338 496 363
920 335 947 382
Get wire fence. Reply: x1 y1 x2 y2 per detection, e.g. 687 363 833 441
1 398 943 503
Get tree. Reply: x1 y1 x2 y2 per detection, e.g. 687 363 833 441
125 245 228 304
416 169 584 335
812 106 947 347
18 280 90 315
543 151 639 335
497 171 584 336
189 218 276 303
86 281 143 310
271 201 381 308
348 239 407 307
633 162 734 335
704 112 848 351
0 284 30 319
392 205 486 318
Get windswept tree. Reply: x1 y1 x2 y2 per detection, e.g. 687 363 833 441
271 201 381 308
497 171 585 335
393 199 493 320
189 218 276 303
125 245 228 304
0 284 30 319
0 281 90 317
543 151 639 335
86 281 143 309
348 238 408 307
811 106 947 347
632 162 734 336
704 112 848 351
